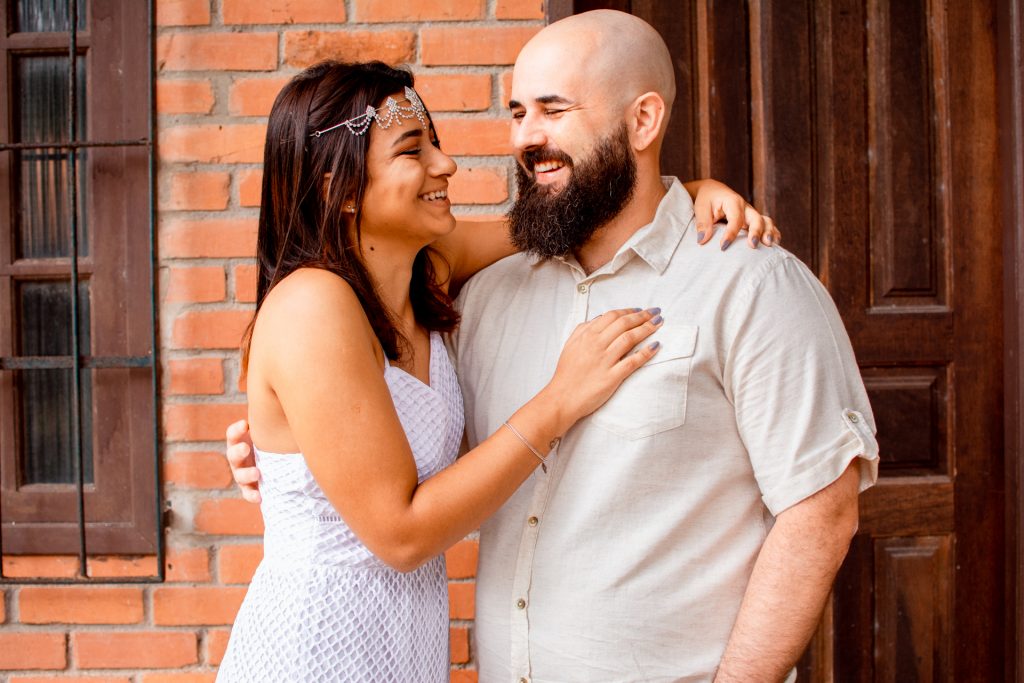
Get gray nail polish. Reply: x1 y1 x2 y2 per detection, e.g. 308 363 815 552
721 239 732 251
651 315 663 326
646 307 661 315
648 341 661 350
766 235 774 245
697 231 706 242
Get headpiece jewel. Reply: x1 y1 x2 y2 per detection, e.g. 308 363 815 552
310 87 428 138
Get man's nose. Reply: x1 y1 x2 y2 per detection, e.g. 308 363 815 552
511 115 546 153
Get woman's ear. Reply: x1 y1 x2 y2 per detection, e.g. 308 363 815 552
323 172 357 214
627 91 666 152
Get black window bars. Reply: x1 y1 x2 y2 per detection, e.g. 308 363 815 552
0 0 161 583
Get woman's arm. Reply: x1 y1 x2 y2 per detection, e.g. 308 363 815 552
434 180 780 287
432 217 512 292
252 269 661 572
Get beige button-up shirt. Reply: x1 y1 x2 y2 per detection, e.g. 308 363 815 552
449 178 879 683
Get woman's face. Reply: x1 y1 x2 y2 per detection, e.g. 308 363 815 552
358 93 457 249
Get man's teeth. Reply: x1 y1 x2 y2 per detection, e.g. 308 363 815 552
535 161 565 173
420 190 448 201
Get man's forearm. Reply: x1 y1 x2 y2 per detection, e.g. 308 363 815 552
714 464 861 682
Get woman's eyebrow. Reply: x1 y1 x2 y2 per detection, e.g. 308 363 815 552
391 129 423 147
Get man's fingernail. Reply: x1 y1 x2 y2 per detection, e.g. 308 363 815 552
721 239 732 251
697 231 706 242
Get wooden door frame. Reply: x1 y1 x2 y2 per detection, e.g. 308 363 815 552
998 0 1024 678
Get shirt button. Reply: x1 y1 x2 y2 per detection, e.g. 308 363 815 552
516 598 527 609
577 283 588 294
847 411 859 423
528 516 539 527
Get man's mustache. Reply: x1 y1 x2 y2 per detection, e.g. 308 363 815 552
522 147 574 173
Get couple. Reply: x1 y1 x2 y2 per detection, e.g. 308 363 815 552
219 10 877 683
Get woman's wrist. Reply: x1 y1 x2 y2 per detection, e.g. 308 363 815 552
529 383 578 437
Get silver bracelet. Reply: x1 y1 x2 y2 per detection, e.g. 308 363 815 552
503 421 548 473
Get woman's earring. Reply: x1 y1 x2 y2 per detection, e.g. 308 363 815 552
344 205 356 213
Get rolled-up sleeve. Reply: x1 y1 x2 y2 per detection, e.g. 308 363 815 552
724 256 880 516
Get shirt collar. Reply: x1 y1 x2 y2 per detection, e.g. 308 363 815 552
526 176 694 275
620 177 694 274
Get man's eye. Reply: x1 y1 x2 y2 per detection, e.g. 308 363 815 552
545 109 566 117
511 111 525 120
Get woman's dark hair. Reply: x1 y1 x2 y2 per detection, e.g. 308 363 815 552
242 60 459 369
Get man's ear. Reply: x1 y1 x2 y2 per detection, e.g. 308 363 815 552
627 91 666 152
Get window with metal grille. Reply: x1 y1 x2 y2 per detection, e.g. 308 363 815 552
0 0 159 579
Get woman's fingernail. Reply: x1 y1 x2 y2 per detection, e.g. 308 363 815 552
697 231 706 242
766 234 774 245
721 239 733 251
648 341 661 350
651 315 664 325
646 307 661 315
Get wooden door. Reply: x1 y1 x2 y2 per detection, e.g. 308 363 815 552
551 0 1008 679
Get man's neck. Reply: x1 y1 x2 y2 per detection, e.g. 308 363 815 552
573 174 668 274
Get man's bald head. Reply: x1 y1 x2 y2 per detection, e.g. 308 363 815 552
514 10 676 117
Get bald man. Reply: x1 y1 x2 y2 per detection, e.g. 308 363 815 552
448 10 879 682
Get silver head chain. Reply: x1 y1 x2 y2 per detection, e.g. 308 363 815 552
310 87 429 138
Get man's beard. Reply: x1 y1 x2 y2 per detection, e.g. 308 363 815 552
507 124 638 259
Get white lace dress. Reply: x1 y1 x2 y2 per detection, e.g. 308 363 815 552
217 332 464 682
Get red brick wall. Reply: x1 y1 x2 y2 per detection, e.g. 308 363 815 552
0 0 545 679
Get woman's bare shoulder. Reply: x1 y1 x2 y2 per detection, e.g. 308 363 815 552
253 267 379 360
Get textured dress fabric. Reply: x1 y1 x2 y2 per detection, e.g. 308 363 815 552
217 332 465 682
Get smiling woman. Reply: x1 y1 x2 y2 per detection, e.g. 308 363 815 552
358 117 458 255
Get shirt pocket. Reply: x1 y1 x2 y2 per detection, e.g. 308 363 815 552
591 324 698 440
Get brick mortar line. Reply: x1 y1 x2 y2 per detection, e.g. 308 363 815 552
155 20 544 34
161 396 246 407
159 262 253 269
160 300 253 310
161 440 237 450
156 207 260 216
161 356 245 366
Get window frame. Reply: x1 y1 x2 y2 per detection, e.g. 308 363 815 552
0 0 160 567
